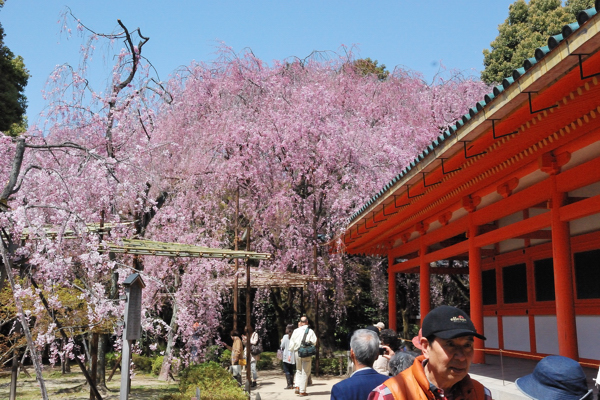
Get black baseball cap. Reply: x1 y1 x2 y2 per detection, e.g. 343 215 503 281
422 306 486 340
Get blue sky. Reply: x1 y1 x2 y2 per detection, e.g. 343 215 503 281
3 0 516 124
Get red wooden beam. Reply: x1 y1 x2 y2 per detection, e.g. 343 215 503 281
560 193 600 222
474 212 551 248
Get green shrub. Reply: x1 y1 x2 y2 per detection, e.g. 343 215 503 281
176 361 246 400
317 355 348 375
132 353 154 373
256 351 276 370
152 355 165 375
105 352 118 369
220 349 232 365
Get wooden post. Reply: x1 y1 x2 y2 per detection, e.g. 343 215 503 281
468 214 484 364
464 195 484 364
120 273 145 400
234 186 239 332
245 227 252 387
120 339 132 400
418 224 430 322
312 204 320 375
550 175 579 359
388 254 397 332
540 152 578 360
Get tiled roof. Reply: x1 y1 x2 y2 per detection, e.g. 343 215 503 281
348 5 599 224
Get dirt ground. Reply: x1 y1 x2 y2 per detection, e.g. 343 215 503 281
0 367 179 400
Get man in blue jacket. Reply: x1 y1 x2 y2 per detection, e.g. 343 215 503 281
331 329 391 400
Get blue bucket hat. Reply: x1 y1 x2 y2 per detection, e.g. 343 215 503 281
515 355 592 400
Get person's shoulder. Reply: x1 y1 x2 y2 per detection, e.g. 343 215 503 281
369 369 390 385
331 376 351 393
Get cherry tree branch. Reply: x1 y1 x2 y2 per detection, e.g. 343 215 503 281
9 165 42 195
0 138 25 201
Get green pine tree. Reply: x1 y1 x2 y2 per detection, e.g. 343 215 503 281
481 0 595 85
0 0 29 135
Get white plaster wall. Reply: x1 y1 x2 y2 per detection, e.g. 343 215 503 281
479 191 501 209
503 316 530 352
569 181 600 235
534 315 559 355
563 137 600 171
571 213 600 236
498 211 522 228
521 207 552 246
484 316 499 349
576 315 600 360
513 169 548 194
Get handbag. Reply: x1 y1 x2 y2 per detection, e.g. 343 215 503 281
277 349 283 360
297 327 316 358
251 342 263 356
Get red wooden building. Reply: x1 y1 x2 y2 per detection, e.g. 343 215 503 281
343 6 600 365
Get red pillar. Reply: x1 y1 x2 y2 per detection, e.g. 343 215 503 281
419 232 430 323
388 253 397 332
465 196 485 364
551 175 579 360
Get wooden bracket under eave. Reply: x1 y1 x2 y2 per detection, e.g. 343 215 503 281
538 151 571 175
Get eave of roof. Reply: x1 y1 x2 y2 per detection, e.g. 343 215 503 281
346 5 599 229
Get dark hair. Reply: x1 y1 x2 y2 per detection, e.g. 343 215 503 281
380 329 399 350
231 330 240 338
285 324 295 335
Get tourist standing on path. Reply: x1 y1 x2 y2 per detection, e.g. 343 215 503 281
289 316 317 396
280 324 296 389
243 325 261 388
230 330 243 386
330 329 390 400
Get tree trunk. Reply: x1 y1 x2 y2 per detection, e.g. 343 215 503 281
158 301 178 381
96 334 107 387
61 338 71 373
270 287 294 343
0 241 49 400
82 334 91 371
401 309 409 341
89 332 98 400
9 349 18 400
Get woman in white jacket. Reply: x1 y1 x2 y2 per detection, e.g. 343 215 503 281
280 324 296 389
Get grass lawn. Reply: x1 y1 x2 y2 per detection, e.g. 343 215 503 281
0 366 179 400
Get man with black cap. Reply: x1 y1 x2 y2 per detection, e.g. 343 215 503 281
368 305 492 400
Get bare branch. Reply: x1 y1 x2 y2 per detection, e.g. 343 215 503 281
10 165 42 195
116 19 149 91
25 142 104 160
